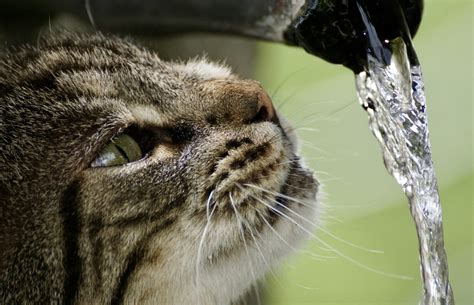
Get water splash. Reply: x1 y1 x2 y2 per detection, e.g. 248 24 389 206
355 37 454 304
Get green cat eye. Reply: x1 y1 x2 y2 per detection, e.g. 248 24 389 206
91 133 143 167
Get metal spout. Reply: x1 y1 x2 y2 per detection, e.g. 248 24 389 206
1 0 308 41
285 0 424 72
2 0 423 72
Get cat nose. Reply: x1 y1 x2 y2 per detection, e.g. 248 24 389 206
202 80 278 125
250 90 276 124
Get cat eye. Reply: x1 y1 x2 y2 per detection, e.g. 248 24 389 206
91 133 143 167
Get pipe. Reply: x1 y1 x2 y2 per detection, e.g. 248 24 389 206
1 0 423 72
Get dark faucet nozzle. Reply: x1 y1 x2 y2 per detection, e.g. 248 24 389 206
3 0 422 73
284 0 423 73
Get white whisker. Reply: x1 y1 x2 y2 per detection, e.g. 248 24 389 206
244 183 315 210
85 0 97 28
252 207 334 261
300 140 329 155
246 184 381 253
294 127 321 132
206 190 215 220
260 193 384 254
245 211 285 289
195 190 217 286
276 89 298 111
247 191 412 280
270 67 307 102
229 194 262 305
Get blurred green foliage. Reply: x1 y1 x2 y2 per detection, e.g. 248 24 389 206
254 1 473 304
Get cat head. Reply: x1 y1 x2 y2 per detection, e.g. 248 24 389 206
0 33 319 304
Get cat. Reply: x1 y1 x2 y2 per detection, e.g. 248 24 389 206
0 33 319 305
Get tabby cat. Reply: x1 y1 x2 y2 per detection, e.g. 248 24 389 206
0 33 319 305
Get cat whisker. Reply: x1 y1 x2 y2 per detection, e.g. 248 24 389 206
322 215 344 224
318 177 344 183
251 205 334 261
299 140 330 155
270 67 307 102
252 207 297 252
244 183 315 210
195 190 218 286
245 210 284 287
260 193 384 254
282 182 313 192
288 99 354 129
85 0 97 28
206 190 215 220
299 109 328 122
276 89 298 111
244 189 412 280
239 185 332 254
245 182 383 254
273 156 323 167
265 132 285 146
229 194 262 305
292 114 339 127
321 202 381 209
292 127 321 132
284 172 319 181
246 190 332 252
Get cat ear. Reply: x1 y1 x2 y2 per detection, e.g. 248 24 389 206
173 58 233 81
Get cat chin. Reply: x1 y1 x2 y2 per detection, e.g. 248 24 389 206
181 168 320 305
122 191 318 305
192 196 319 305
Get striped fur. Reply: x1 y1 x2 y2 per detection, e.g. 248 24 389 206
0 33 319 305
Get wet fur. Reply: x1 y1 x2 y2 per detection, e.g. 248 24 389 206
0 33 319 305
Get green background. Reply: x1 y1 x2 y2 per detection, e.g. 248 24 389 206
254 0 473 304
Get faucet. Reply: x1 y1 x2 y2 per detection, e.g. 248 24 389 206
3 0 423 72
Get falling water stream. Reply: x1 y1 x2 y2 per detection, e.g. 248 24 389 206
354 6 455 305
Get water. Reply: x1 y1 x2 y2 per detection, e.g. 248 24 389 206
282 0 453 302
355 37 454 304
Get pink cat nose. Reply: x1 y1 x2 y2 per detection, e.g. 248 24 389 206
201 79 278 125
251 90 276 124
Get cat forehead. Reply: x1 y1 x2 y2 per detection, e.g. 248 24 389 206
173 59 233 80
0 34 239 129
0 34 234 88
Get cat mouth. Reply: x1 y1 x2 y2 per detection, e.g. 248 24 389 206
272 194 289 214
202 156 287 209
264 161 317 223
217 158 305 213
202 136 316 218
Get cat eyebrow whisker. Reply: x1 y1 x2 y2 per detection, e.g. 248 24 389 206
195 190 218 287
228 193 262 305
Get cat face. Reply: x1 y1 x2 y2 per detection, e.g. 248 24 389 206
0 34 319 305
